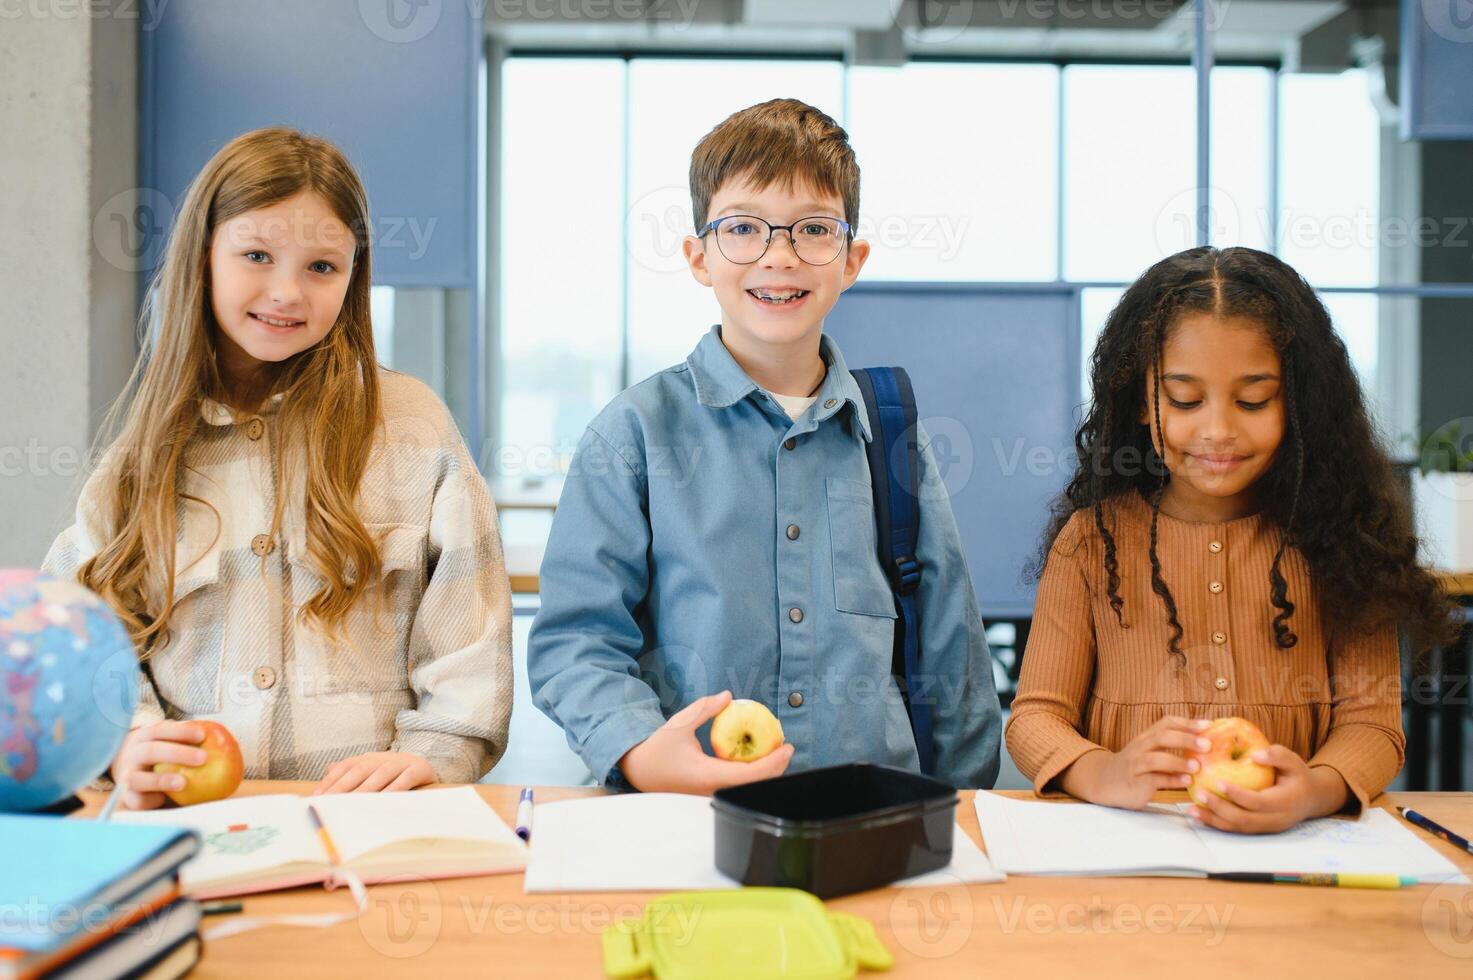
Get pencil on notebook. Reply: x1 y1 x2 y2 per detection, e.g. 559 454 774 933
306 804 343 866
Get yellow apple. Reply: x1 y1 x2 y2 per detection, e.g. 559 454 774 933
1189 716 1274 800
153 720 244 806
709 699 785 762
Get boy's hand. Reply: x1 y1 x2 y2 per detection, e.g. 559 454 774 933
1186 745 1348 834
618 690 796 795
110 721 211 811
1062 716 1210 810
311 752 437 795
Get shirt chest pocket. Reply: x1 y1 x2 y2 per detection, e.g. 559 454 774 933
149 541 225 714
291 522 425 697
825 478 899 620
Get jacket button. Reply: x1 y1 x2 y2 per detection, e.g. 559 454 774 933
245 417 265 441
784 438 797 451
788 691 804 708
250 533 275 557
1212 631 1227 645
1214 677 1229 691
1209 581 1224 594
1208 540 1223 554
253 666 277 690
788 607 804 624
823 399 837 409
786 524 800 541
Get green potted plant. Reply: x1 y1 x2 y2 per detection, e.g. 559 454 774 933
1413 419 1473 571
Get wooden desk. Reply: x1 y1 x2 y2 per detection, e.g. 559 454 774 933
76 784 1473 978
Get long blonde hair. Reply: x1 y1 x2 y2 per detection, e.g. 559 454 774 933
81 127 383 657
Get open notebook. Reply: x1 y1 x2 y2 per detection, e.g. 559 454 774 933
523 792 1003 893
974 792 1468 882
116 786 528 899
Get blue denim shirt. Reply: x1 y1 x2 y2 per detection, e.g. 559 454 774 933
528 326 1001 790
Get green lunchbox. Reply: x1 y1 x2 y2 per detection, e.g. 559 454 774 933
601 887 893 980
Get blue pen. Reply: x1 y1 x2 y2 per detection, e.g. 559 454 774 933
515 787 534 843
1398 806 1473 855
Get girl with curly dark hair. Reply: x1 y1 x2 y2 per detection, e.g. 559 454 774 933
1005 246 1454 834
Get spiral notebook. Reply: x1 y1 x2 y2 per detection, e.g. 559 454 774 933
973 792 1468 881
115 786 528 899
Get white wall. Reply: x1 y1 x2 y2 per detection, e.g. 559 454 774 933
0 5 137 566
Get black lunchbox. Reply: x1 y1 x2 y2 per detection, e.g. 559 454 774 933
711 762 958 899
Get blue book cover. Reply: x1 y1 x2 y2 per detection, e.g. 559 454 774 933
0 815 200 954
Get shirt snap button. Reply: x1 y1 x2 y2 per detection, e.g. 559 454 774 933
788 607 804 624
788 691 804 708
786 524 800 541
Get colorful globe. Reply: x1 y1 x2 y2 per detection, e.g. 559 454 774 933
0 570 139 812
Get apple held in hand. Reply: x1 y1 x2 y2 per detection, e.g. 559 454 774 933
709 699 785 763
153 721 244 806
1189 716 1274 800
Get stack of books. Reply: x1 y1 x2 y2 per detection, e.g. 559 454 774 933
0 814 203 979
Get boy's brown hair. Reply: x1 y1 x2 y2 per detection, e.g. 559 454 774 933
689 98 860 233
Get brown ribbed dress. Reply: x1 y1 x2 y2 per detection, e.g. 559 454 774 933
1005 491 1404 811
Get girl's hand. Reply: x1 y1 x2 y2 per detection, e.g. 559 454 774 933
1186 745 1348 834
110 721 211 811
311 752 437 795
1062 716 1211 810
618 690 796 795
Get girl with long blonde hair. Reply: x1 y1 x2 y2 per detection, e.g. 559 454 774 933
44 128 512 808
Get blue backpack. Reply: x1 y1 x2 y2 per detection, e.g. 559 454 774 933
849 367 936 775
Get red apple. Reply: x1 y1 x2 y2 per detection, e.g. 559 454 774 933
152 721 244 806
1189 716 1274 800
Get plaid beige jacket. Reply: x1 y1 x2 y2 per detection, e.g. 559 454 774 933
43 370 513 784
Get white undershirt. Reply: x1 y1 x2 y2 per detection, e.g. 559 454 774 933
769 392 820 420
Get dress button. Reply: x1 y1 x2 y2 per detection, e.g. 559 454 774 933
250 533 275 557
823 399 837 409
1208 540 1223 554
1209 581 1224 594
253 666 277 690
786 524 800 541
784 438 797 451
788 691 804 708
788 607 804 624
245 417 265 441
1214 677 1229 691
1212 631 1227 645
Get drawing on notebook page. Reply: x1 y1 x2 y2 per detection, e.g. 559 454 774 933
205 824 280 857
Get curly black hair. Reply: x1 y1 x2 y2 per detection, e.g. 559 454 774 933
1035 246 1455 658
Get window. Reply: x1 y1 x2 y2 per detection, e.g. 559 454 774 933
497 56 1394 476
847 63 1059 282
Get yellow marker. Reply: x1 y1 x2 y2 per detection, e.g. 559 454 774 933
307 804 342 866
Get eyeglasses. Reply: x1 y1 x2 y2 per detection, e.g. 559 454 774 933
699 214 852 266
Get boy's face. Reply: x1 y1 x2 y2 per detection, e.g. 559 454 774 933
683 175 869 355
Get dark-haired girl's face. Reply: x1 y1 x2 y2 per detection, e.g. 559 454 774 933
1142 312 1285 522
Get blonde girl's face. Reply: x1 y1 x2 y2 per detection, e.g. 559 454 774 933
1142 312 1286 516
208 190 356 377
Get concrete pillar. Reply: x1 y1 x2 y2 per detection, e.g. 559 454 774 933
0 2 137 566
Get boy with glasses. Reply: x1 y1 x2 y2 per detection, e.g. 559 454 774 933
528 98 1001 793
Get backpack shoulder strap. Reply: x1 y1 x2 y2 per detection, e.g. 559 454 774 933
850 366 935 775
